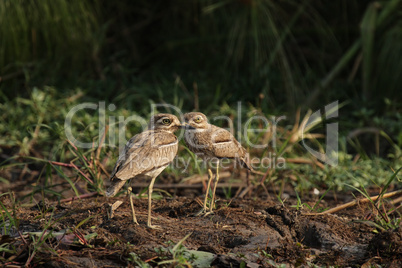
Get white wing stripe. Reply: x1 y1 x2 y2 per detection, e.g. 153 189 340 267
213 141 232 146
158 140 178 148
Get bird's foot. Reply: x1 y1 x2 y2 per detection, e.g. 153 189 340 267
194 208 206 216
108 200 124 219
147 224 162 230
194 208 214 217
203 211 214 217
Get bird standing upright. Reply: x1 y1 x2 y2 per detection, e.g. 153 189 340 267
106 113 182 229
183 112 250 215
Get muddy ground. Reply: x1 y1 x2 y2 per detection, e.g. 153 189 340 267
1 181 402 268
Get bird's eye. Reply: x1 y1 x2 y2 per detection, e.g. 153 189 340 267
162 118 171 125
194 116 202 123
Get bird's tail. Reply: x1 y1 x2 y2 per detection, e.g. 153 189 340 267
239 153 252 170
106 179 127 197
239 153 266 176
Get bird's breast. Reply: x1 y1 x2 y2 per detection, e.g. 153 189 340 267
184 131 210 152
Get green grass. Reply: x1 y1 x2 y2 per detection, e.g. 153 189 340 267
0 0 102 82
1 85 401 202
347 167 402 232
0 193 19 236
151 233 215 267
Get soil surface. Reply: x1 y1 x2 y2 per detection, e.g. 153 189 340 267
1 186 401 267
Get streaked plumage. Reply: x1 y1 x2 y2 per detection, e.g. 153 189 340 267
183 112 250 215
106 113 181 228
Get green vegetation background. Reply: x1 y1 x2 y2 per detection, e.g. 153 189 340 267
1 0 401 193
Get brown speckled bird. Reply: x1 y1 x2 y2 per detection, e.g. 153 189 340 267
106 113 181 229
183 112 250 215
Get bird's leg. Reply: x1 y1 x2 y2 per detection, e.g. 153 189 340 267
128 187 139 225
209 160 220 213
147 177 161 229
195 168 213 216
203 168 214 211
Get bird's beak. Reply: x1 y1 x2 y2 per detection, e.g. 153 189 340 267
181 122 195 129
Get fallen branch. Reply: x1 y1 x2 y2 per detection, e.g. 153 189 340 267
304 189 402 216
258 157 325 186
183 171 233 184
286 157 325 169
49 161 74 168
391 195 402 205
250 169 265 176
125 182 247 190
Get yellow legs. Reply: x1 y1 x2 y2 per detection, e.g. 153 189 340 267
209 162 220 213
197 160 220 216
128 187 139 225
147 176 161 229
128 178 160 229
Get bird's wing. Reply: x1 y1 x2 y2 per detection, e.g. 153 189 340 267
110 131 178 180
109 133 143 178
210 126 246 159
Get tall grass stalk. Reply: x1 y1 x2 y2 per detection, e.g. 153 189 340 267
0 0 102 78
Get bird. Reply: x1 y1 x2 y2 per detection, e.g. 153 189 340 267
106 113 182 229
183 112 251 215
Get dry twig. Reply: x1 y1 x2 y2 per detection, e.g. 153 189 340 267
304 189 402 216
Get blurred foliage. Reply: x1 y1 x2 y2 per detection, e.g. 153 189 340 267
0 0 401 170
0 0 102 83
1 0 401 110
